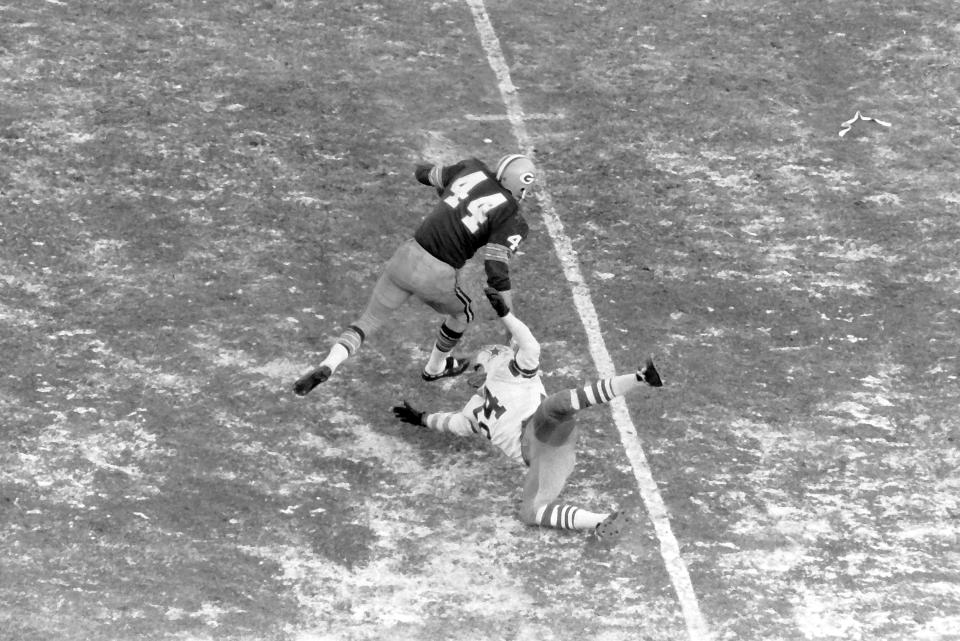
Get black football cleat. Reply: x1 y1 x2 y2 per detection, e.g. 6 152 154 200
421 356 469 382
293 365 331 396
594 509 629 541
638 358 663 387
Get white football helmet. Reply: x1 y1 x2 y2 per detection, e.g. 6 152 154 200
471 343 509 372
495 154 536 201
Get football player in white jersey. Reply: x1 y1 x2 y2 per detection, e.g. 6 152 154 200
392 288 663 539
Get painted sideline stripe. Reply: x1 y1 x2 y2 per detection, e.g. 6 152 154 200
464 2 712 640
465 112 565 121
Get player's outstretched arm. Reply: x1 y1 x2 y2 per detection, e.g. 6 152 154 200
481 245 514 310
391 401 476 437
484 287 539 372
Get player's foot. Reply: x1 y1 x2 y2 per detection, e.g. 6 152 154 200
637 357 662 387
294 365 331 396
594 509 628 540
421 356 469 382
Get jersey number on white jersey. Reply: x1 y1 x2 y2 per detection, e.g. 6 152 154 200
471 387 506 440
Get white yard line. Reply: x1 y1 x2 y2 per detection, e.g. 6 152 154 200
465 112 565 121
464 2 712 640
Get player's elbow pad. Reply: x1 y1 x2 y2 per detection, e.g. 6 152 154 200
516 341 540 373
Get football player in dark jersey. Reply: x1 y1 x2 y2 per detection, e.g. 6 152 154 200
294 154 536 395
391 289 664 540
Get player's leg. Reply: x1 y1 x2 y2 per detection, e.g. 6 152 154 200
327 271 410 371
515 363 662 534
365 240 471 381
420 274 473 381
562 357 663 412
422 306 471 379
520 435 615 531
293 247 414 395
517 401 611 532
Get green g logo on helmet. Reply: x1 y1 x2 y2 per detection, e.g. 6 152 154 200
495 154 536 201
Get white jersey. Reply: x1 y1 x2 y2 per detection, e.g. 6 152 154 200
421 313 544 465
461 345 546 464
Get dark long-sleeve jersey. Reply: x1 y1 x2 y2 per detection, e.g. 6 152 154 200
413 158 529 292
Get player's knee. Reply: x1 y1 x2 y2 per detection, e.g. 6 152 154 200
446 314 469 332
534 417 575 447
541 392 575 423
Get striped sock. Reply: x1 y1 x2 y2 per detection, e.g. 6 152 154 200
535 501 608 531
537 502 580 529
322 326 364 371
434 322 463 353
426 323 464 373
569 373 639 411
338 325 365 354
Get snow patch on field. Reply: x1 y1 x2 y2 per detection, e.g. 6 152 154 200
247 405 535 636
816 365 904 433
420 130 464 164
807 274 873 296
244 528 533 635
9 416 169 505
0 301 42 327
328 409 424 476
794 588 863 640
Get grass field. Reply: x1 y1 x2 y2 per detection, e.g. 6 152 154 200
2 1 959 640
